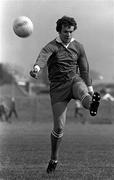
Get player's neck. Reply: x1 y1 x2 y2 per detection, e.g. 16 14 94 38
56 36 75 48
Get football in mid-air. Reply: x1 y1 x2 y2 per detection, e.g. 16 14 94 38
13 16 34 38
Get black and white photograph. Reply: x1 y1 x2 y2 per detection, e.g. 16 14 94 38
0 0 114 179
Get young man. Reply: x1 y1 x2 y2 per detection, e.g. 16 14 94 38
30 16 100 173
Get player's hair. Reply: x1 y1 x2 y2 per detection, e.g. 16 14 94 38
56 16 77 32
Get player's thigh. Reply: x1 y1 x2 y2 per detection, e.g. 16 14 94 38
72 81 88 100
51 101 68 129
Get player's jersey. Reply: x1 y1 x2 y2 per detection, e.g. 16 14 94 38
34 37 92 86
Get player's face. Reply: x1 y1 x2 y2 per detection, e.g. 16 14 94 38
59 25 75 44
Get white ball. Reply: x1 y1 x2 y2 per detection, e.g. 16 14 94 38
13 16 34 38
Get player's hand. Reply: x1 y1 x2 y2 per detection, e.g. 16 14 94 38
29 69 38 79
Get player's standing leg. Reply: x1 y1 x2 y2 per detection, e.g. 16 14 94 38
47 101 67 173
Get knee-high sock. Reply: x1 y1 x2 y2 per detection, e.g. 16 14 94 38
81 94 92 109
50 131 63 161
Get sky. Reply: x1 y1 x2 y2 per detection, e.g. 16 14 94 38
0 0 114 82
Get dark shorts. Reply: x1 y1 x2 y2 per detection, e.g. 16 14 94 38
50 75 88 105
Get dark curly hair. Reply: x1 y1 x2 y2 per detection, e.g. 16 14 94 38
56 16 77 33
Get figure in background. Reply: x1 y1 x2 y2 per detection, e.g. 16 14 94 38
0 103 8 121
8 97 18 119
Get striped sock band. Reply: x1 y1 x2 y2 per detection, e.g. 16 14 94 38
51 130 63 138
81 94 92 109
81 94 89 103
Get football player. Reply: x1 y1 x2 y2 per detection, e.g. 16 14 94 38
30 16 100 173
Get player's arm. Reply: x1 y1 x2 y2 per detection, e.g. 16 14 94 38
77 44 94 95
30 44 53 79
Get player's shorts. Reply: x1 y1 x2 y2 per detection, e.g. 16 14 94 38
50 75 88 105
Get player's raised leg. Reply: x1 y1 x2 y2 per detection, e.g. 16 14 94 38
72 80 100 116
47 101 67 173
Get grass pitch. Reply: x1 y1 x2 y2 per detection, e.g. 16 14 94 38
0 122 114 179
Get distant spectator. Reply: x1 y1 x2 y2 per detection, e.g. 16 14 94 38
100 88 114 101
102 93 114 101
0 103 8 121
8 97 18 119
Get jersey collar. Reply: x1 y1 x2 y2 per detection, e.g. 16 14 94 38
56 36 75 48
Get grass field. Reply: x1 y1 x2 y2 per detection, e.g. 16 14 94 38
0 94 114 179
